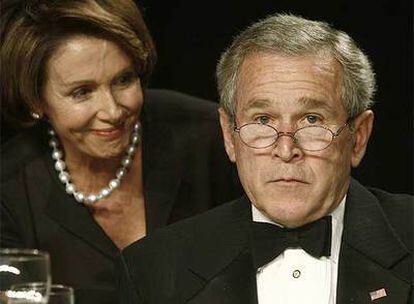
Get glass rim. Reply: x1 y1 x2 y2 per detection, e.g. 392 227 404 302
0 248 50 260
236 122 337 133
234 122 348 151
10 283 73 294
238 140 333 151
50 284 74 295
238 128 333 151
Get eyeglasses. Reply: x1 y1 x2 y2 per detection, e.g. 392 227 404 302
233 121 349 151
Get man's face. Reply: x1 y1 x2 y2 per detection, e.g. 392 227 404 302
219 52 373 227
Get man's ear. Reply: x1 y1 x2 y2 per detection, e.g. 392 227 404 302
351 110 374 167
218 108 236 163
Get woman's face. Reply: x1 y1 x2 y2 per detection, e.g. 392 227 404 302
41 35 143 160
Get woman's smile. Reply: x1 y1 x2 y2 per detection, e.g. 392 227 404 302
90 126 124 138
42 35 144 159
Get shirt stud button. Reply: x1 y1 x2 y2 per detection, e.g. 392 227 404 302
292 269 301 278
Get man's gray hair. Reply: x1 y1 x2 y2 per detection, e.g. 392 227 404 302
216 14 376 123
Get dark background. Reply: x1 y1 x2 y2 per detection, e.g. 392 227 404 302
1 1 412 194
137 0 413 194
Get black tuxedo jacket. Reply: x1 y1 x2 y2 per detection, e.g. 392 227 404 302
120 179 413 304
1 89 242 304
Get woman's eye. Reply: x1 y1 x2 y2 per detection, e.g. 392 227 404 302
257 116 270 125
71 87 91 100
114 72 135 86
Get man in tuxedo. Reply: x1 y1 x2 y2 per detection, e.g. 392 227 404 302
119 14 413 303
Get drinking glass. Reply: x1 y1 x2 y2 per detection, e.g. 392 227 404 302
47 285 74 304
7 284 74 304
0 248 51 303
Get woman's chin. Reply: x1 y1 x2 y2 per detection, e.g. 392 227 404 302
74 145 127 161
92 149 126 160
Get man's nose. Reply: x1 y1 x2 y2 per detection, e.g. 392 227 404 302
270 132 303 162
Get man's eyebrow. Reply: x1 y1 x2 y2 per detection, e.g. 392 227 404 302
240 97 339 116
297 97 337 114
241 99 272 112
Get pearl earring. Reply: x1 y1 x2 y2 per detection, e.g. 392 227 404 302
31 112 43 120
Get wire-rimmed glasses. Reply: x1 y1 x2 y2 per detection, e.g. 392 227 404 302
234 121 349 151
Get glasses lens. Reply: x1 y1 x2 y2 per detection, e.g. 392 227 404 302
239 124 277 148
295 126 333 151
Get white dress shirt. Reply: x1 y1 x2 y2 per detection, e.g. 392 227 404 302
252 196 346 304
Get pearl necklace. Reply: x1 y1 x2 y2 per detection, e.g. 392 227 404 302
48 122 141 205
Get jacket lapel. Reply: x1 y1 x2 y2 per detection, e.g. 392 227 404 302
25 148 119 260
337 179 411 304
141 99 183 232
337 243 410 303
186 250 257 304
45 186 119 260
183 196 257 304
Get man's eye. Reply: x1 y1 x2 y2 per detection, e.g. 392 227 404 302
305 115 320 124
256 116 270 125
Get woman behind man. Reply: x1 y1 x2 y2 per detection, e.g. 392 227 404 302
0 0 241 302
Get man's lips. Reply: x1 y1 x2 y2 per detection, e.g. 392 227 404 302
270 178 309 185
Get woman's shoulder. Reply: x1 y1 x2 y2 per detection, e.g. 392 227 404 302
144 89 219 122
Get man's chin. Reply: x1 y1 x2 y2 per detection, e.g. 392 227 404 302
264 185 310 202
265 209 314 228
255 195 315 225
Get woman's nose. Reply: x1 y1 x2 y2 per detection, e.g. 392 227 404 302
97 89 124 122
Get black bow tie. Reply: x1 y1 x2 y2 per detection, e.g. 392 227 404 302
251 216 332 269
